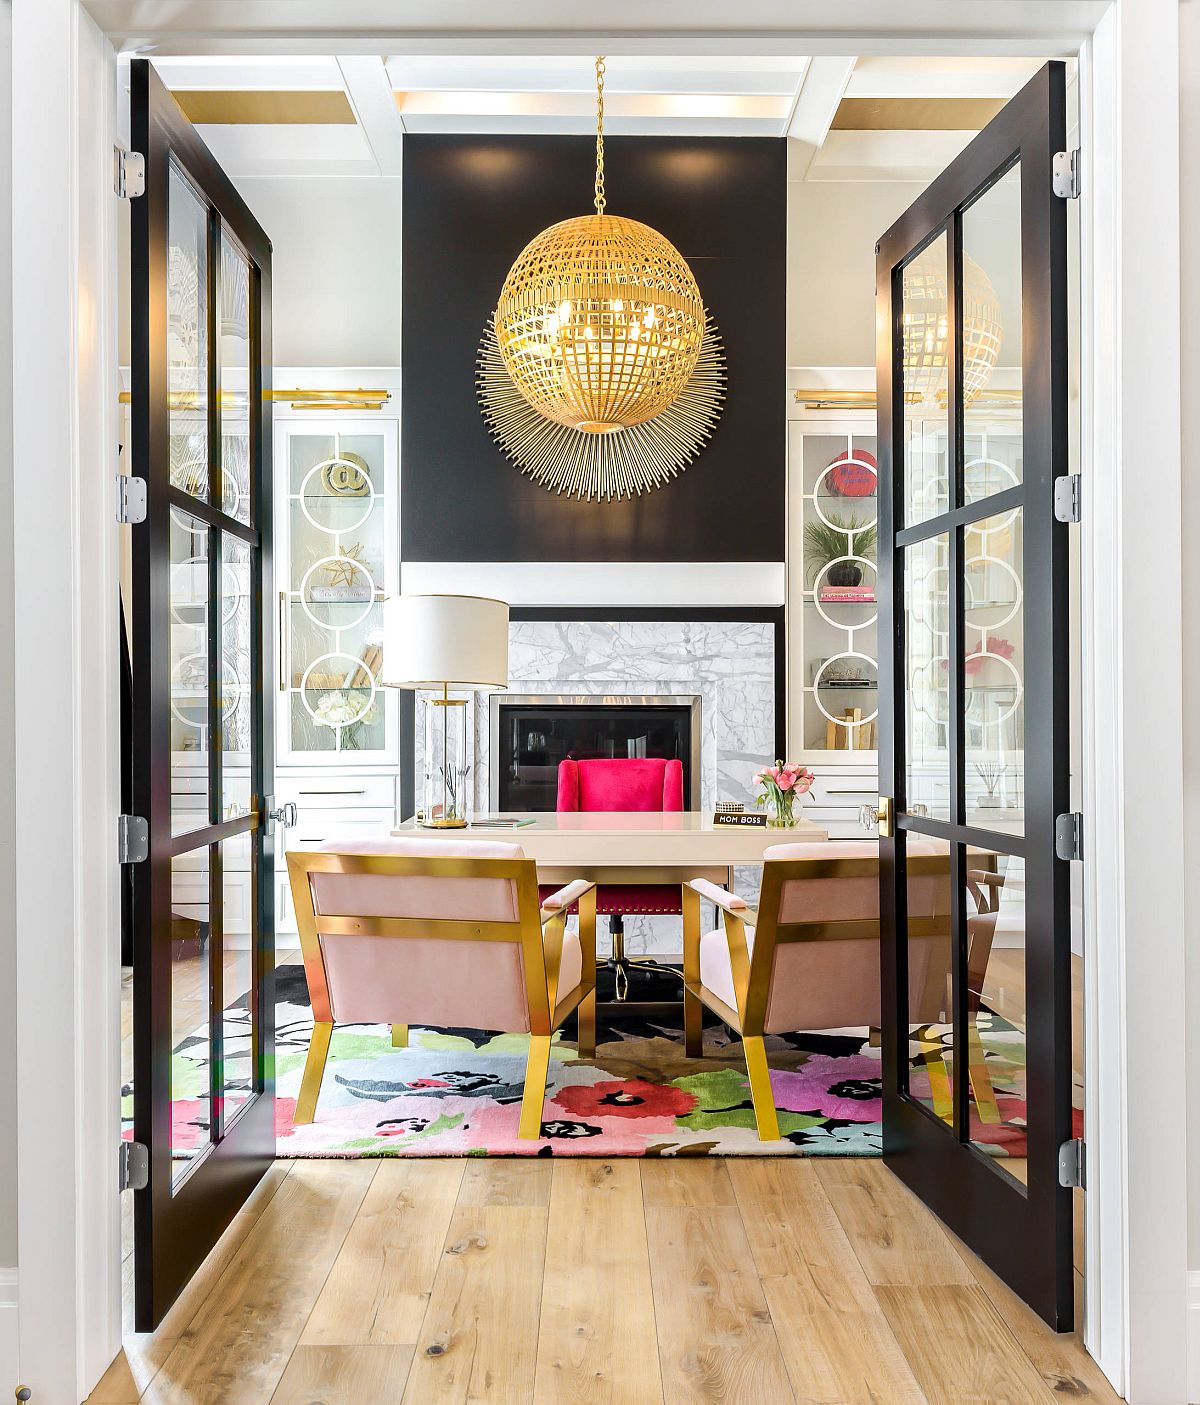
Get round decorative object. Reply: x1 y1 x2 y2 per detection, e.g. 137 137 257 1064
828 449 877 497
478 313 726 501
300 459 376 534
812 651 879 730
321 452 370 497
827 560 864 589
494 213 706 433
492 57 706 438
902 246 1003 406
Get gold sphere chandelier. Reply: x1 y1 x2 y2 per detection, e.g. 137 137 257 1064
902 244 1003 407
493 57 707 434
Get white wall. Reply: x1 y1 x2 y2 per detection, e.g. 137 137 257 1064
1180 0 1200 1280
787 171 926 367
237 176 403 367
0 0 18 1281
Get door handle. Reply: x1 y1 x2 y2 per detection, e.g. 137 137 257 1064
860 797 892 838
264 797 297 834
278 591 288 692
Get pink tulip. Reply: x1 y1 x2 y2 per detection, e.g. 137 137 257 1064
777 772 796 791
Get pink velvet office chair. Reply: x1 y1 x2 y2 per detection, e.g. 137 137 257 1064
682 840 999 1140
541 756 685 1002
286 838 597 1140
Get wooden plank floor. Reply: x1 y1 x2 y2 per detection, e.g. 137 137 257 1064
88 1157 1119 1405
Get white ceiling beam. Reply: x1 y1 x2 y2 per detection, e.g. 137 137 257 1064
784 55 855 178
383 56 805 94
806 127 976 181
845 55 1044 99
395 90 789 121
337 54 406 174
397 115 785 137
90 0 1109 58
193 122 379 178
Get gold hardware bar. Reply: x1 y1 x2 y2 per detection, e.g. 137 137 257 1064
792 387 1023 410
118 388 391 410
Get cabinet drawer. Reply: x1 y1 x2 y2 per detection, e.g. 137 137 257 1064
807 773 879 809
280 775 396 810
285 808 396 848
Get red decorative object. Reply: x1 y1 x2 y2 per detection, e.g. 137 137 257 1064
828 449 877 498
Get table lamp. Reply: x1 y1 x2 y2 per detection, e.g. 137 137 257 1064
382 594 509 827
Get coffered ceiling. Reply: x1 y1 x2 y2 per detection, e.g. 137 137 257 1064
135 53 1049 181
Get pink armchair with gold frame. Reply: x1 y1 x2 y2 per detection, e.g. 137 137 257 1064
286 838 597 1140
683 840 999 1141
542 756 685 1001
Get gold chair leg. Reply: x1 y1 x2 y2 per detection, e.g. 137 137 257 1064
295 1021 333 1125
742 1034 781 1141
518 1033 553 1140
684 987 704 1059
919 1031 953 1123
967 1024 1002 1124
391 1023 408 1048
577 989 596 1059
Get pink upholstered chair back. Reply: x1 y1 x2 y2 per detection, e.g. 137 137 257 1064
557 756 684 813
288 838 546 1033
748 840 952 1034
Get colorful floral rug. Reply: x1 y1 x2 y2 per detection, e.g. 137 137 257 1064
131 964 1055 1159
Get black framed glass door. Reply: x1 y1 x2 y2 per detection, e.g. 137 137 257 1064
876 62 1074 1329
130 59 275 1330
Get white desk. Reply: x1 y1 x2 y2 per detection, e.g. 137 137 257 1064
390 810 830 886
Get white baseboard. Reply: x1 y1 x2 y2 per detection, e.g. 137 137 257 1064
1188 1271 1200 1405
0 1268 17 1390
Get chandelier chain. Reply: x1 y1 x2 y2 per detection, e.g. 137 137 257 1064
594 55 606 215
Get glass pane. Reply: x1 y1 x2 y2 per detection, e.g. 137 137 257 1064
220 833 256 1130
965 848 1028 1184
802 434 879 752
219 231 252 524
902 232 950 526
220 537 253 822
963 164 1020 503
170 508 210 835
167 163 209 500
285 431 388 756
171 847 211 1186
904 838 954 1126
965 508 1025 831
904 533 950 821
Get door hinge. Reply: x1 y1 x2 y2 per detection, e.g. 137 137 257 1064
1053 473 1081 523
117 814 149 864
1055 811 1084 862
1058 1136 1086 1189
1052 148 1080 199
116 474 147 524
119 1139 149 1193
114 146 145 199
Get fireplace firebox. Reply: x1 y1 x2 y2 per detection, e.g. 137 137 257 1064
489 694 702 812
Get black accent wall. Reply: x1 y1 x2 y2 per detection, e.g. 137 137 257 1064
401 135 785 562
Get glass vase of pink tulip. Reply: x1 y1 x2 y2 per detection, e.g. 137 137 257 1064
753 760 816 827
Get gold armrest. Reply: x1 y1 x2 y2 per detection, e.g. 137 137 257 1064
540 878 596 924
688 878 757 921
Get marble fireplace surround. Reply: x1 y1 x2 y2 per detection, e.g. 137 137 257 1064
418 613 780 956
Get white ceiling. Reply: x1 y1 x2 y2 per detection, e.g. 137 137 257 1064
139 52 1052 182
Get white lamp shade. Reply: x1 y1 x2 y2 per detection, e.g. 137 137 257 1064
382 594 509 690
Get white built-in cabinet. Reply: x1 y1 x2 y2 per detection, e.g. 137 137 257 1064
273 396 401 933
787 395 881 833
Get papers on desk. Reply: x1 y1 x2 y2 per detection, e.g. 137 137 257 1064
468 817 536 829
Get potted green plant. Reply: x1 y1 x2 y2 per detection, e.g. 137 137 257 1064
805 512 877 589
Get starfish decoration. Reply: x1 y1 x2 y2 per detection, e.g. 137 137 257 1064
323 542 367 588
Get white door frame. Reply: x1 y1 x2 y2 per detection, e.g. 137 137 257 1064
9 3 1186 1402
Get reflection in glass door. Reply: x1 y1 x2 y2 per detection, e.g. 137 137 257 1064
877 63 1074 1329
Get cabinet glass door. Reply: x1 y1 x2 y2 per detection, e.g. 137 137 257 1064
278 423 397 765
